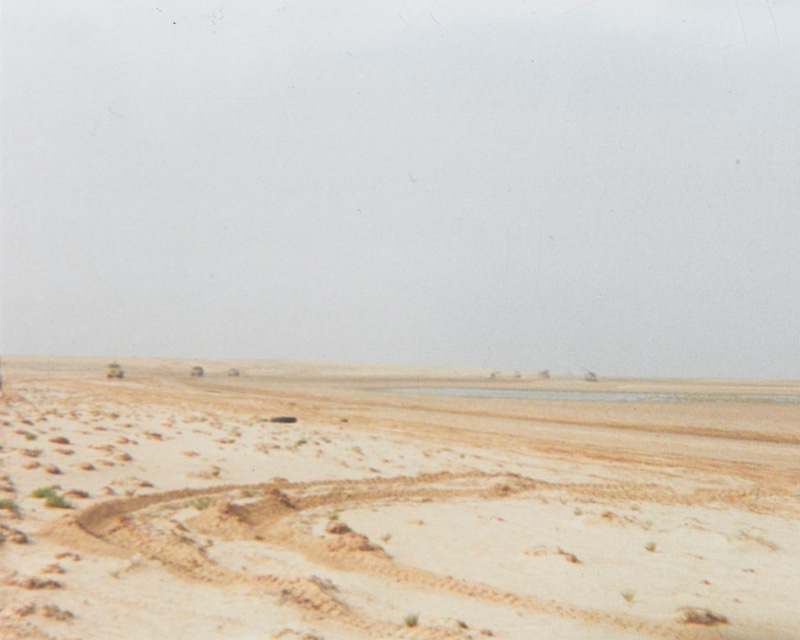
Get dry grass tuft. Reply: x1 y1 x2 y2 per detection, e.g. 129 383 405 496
676 607 728 625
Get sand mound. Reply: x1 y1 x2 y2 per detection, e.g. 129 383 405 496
0 523 28 545
1 572 61 590
323 520 386 555
187 487 296 539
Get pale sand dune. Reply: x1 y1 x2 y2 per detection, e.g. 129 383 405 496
1 356 798 640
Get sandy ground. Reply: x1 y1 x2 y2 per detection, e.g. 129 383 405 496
1 356 798 640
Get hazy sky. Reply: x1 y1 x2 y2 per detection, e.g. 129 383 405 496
2 1 799 378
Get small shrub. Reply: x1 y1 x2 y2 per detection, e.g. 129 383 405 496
295 439 308 447
0 499 19 513
645 542 657 552
677 607 728 626
404 612 419 627
621 590 635 603
24 432 38 441
557 548 581 564
194 498 211 510
44 493 72 509
32 487 58 499
573 507 582 516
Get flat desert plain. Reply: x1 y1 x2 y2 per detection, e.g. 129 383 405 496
1 357 799 640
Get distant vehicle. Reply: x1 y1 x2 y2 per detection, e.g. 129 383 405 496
227 368 241 377
190 366 204 377
107 363 124 379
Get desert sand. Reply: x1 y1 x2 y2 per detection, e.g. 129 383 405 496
1 356 798 640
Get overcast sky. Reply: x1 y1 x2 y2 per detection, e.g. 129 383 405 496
2 0 799 378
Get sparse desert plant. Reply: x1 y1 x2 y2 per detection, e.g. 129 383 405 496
294 439 308 448
676 607 728 626
645 542 657 552
557 548 581 564
0 498 19 513
194 498 211 510
573 507 582 516
621 590 635 603
44 493 72 509
32 487 58 499
24 432 38 441
404 612 419 627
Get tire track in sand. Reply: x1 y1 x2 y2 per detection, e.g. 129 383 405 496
42 472 733 640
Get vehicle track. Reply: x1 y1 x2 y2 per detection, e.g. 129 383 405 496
44 471 752 640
